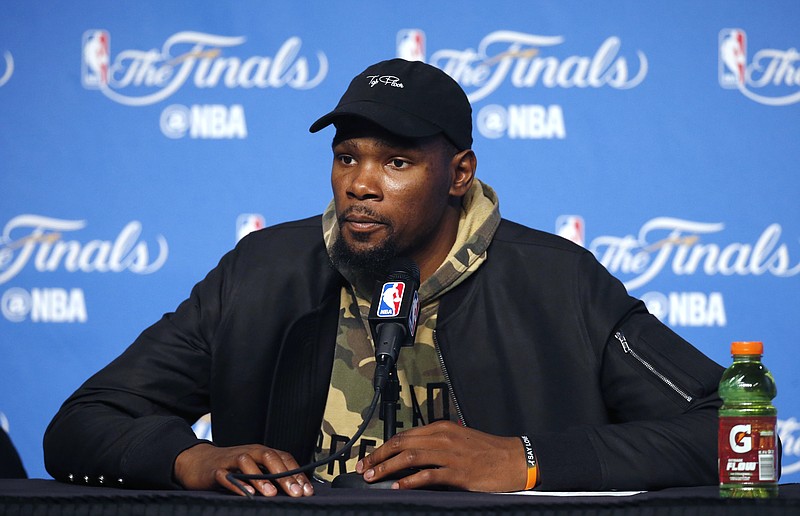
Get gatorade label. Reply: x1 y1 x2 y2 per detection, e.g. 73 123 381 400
719 416 777 484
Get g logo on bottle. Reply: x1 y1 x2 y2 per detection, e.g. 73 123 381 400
730 424 753 453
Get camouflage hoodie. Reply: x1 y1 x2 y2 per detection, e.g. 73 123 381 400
314 179 501 481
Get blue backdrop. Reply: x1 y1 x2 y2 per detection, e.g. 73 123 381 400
2 1 799 484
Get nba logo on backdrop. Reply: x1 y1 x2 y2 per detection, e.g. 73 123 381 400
719 29 746 88
717 28 800 105
378 282 405 317
397 30 425 62
82 30 110 88
236 213 265 243
555 215 585 247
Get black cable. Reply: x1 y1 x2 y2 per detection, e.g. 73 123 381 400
225 389 382 497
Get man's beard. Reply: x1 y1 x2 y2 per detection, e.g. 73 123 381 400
329 233 398 287
330 205 400 285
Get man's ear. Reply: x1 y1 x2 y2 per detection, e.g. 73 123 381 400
450 149 477 197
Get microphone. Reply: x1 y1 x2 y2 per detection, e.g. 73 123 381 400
368 258 421 392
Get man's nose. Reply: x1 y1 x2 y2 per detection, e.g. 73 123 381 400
347 162 382 200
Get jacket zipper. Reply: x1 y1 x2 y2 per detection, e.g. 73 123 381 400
433 330 467 426
614 331 693 403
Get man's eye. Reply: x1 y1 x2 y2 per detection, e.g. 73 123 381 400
390 159 408 169
338 155 355 165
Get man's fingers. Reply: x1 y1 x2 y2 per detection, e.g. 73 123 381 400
215 467 261 496
358 429 412 471
363 448 449 484
222 449 313 497
258 449 313 497
235 453 279 496
173 444 316 497
393 466 449 490
359 426 446 473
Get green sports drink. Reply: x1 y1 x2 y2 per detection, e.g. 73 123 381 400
718 341 778 498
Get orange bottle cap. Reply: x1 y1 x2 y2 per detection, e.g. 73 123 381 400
731 341 763 355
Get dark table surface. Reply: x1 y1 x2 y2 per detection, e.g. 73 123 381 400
1 479 799 515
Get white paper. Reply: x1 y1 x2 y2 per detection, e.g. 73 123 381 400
500 490 645 497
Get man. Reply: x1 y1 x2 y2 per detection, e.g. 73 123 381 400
44 59 723 497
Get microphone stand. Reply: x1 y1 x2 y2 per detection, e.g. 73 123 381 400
332 361 405 489
381 365 401 442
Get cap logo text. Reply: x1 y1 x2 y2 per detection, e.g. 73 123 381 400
367 75 404 88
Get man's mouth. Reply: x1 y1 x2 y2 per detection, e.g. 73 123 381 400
345 216 383 230
339 207 389 233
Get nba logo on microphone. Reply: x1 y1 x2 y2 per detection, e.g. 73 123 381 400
378 282 405 317
397 30 425 62
82 29 110 88
719 29 747 88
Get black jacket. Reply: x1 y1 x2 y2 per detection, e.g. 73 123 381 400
44 216 723 491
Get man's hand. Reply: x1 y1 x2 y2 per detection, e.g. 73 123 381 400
174 443 314 497
355 421 528 492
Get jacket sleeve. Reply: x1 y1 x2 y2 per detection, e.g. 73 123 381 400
531 251 724 491
42 247 237 489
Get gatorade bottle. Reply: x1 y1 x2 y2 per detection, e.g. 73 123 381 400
718 341 778 497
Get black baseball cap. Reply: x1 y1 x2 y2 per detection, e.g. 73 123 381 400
309 58 472 150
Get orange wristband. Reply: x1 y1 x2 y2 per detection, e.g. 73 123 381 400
520 435 538 490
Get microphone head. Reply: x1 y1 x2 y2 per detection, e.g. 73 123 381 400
368 257 421 345
386 257 420 284
368 257 421 391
